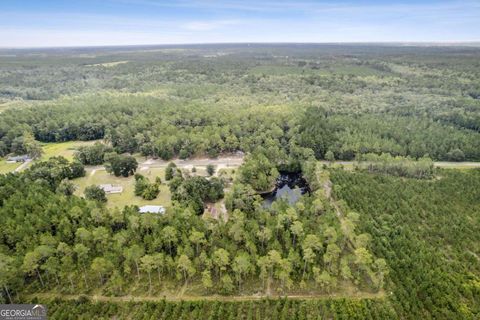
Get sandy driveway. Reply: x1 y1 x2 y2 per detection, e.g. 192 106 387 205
14 159 31 172
318 160 480 168
139 155 244 169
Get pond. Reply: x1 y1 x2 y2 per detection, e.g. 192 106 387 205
262 171 310 207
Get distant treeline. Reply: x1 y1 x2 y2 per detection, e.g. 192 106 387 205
1 45 480 162
1 96 479 162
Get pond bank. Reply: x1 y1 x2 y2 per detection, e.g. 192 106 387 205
262 171 310 207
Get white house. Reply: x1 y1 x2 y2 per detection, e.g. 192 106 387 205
139 205 166 214
98 184 123 194
6 155 30 163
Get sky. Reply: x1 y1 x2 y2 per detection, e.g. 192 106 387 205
0 0 479 47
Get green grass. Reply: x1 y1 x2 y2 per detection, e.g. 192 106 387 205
0 159 20 174
41 140 101 161
0 140 102 174
73 167 171 209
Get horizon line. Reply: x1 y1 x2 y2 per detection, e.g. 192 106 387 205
1 40 480 50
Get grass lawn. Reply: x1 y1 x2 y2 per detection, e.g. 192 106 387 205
0 140 102 173
73 167 171 209
41 140 101 161
0 159 20 174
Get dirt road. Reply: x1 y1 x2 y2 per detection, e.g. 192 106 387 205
140 155 244 169
319 160 480 168
25 290 385 303
14 159 31 172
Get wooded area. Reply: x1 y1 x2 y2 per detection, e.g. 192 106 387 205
1 45 480 161
0 44 479 319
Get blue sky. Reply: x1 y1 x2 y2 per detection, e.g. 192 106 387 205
1 0 479 47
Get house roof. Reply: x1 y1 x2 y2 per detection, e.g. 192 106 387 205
7 155 30 161
98 184 123 193
139 205 165 214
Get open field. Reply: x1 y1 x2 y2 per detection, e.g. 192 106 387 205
41 140 101 161
5 140 103 172
0 159 20 173
73 167 171 209
138 155 244 170
73 159 240 209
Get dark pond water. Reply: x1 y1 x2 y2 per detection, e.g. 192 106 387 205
262 171 310 207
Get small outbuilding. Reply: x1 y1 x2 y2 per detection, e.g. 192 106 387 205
139 205 166 214
98 184 123 194
6 155 30 163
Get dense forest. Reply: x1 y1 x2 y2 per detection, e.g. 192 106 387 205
1 44 480 161
0 44 479 319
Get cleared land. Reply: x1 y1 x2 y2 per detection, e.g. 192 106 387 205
73 167 172 209
72 160 239 210
26 288 385 303
10 142 243 209
41 140 100 161
2 140 101 173
318 160 480 169
0 159 20 173
138 155 244 169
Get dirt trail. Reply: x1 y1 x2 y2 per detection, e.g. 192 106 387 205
322 179 342 219
25 290 385 303
140 155 244 169
319 160 480 168
319 170 357 249
177 281 188 298
14 160 31 172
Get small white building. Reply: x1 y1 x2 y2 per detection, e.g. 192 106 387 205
139 205 166 214
98 184 123 194
6 155 30 163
